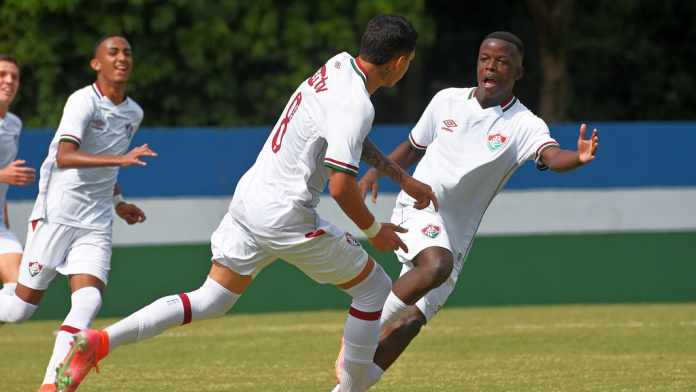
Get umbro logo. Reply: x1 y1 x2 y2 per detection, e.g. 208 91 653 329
441 119 457 132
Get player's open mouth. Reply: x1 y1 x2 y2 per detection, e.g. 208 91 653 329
483 77 497 88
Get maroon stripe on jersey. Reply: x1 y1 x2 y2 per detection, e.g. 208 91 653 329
348 306 381 321
535 140 560 158
468 88 477 99
59 325 81 334
324 157 359 172
92 83 104 98
305 229 326 238
178 292 192 325
501 96 517 112
409 133 427 150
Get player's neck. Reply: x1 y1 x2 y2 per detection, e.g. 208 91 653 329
356 57 381 95
0 104 8 119
475 88 513 109
94 78 127 105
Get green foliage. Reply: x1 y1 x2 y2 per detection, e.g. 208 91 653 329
0 0 433 127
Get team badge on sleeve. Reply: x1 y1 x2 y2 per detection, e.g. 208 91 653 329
487 132 508 152
421 224 441 239
28 261 44 277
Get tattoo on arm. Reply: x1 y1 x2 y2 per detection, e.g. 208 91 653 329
361 138 404 183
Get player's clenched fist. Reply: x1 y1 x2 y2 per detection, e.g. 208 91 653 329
120 143 158 167
0 159 35 186
115 202 146 225
368 223 409 252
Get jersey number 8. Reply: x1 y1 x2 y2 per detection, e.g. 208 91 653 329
271 92 303 153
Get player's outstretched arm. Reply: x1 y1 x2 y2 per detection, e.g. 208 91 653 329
113 183 146 225
360 138 437 210
0 159 35 186
328 170 408 252
56 141 157 169
542 123 599 172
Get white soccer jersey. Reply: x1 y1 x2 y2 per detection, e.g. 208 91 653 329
398 87 559 255
229 52 374 234
29 84 143 230
0 112 21 228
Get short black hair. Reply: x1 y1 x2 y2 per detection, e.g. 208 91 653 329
484 31 524 59
359 15 418 65
0 54 19 69
93 34 129 57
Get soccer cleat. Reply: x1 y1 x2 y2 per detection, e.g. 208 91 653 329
37 384 57 392
55 329 108 392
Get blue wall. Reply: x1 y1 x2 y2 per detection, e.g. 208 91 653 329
9 122 696 200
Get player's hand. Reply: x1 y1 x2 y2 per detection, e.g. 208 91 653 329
400 175 439 211
358 168 380 203
368 223 409 253
120 144 158 167
116 202 146 224
577 123 599 164
0 160 36 186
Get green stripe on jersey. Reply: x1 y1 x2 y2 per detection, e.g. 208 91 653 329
350 58 367 87
323 162 357 176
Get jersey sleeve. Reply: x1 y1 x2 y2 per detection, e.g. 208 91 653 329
408 90 446 150
519 119 560 171
323 103 373 176
56 91 93 147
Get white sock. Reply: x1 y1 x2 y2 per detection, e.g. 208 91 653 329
42 287 102 385
105 277 239 351
379 291 410 329
0 282 16 296
339 264 391 392
332 363 383 392
0 292 37 322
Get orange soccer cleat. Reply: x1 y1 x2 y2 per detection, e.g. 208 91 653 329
55 329 109 392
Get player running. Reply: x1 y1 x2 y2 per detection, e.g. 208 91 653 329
330 31 600 391
55 15 436 392
0 36 156 392
0 55 36 297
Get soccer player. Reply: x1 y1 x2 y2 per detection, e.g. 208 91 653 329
332 31 600 390
0 55 36 297
54 15 436 392
0 36 156 392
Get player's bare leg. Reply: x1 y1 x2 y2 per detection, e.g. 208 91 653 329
55 261 248 391
41 275 104 389
0 252 21 295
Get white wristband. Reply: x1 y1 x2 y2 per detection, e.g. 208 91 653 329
113 193 126 207
362 219 381 239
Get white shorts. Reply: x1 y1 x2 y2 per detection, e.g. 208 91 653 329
211 212 368 285
390 204 469 322
18 220 112 290
0 224 22 255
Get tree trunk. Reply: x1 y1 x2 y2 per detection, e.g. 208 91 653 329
526 0 573 122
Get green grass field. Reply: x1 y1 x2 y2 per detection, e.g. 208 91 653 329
3 303 696 392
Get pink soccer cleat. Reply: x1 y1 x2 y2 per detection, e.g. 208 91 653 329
55 329 109 392
37 384 56 392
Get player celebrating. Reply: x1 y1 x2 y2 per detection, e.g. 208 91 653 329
55 15 436 392
332 31 600 390
0 36 156 392
0 55 35 297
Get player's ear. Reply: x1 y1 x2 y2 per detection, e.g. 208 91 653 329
90 58 100 72
516 64 524 81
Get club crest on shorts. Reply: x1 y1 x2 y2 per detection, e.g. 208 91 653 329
28 261 44 277
487 132 508 152
421 224 441 239
345 233 360 246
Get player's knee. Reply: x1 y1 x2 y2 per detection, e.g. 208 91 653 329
423 257 453 289
348 263 391 312
0 294 37 323
187 278 239 320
